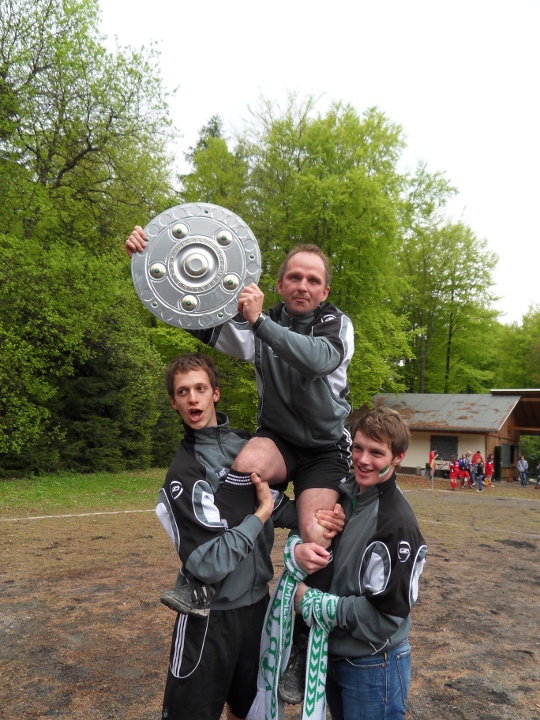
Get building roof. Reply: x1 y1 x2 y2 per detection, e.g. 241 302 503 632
491 389 540 434
372 393 520 433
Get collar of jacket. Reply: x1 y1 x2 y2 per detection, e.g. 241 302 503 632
341 471 398 505
269 301 336 329
182 411 230 440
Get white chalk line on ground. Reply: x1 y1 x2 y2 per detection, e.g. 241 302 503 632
1 504 539 541
1 496 539 540
0 509 155 523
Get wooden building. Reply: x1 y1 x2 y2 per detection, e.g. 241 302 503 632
359 390 540 481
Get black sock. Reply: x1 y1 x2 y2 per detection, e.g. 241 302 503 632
293 615 310 644
304 550 334 591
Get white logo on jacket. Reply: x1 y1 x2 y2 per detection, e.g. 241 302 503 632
398 541 411 563
170 481 183 500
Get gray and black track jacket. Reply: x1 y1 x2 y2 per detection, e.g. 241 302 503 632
188 301 354 448
329 473 428 657
156 412 296 610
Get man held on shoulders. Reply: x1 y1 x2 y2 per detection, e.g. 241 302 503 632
127 228 354 703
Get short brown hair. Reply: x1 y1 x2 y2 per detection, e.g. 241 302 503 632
351 407 410 458
278 244 332 287
165 353 220 398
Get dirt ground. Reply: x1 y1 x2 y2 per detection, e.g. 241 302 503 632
1 477 540 720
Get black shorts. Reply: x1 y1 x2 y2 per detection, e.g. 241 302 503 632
162 595 268 720
254 428 351 497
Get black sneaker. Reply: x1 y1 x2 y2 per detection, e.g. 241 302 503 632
160 581 215 616
278 637 307 705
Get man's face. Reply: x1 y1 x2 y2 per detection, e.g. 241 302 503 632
277 252 330 316
351 430 405 491
170 369 220 430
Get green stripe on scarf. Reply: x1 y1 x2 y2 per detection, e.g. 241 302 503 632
247 536 339 720
300 589 339 718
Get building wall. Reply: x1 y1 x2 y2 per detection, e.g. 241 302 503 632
403 432 486 475
401 415 521 480
485 411 521 481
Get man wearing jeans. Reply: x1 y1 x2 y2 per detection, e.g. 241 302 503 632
293 408 428 720
517 455 529 487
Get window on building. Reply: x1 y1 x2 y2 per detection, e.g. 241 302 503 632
431 435 458 461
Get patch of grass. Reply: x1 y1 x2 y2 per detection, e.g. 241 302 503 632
0 469 167 517
2 469 537 519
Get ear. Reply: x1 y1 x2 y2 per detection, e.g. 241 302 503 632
392 452 406 467
170 396 179 413
277 278 283 295
321 285 330 302
213 386 220 404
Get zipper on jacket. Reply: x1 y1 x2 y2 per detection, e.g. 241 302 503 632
289 315 312 447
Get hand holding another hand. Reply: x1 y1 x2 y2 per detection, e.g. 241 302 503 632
316 503 346 539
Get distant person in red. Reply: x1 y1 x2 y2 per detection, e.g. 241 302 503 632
449 455 459 491
429 448 438 480
484 455 494 486
471 450 484 465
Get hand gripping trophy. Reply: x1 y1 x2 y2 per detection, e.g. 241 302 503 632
130 203 261 328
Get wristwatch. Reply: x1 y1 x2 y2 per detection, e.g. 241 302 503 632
251 314 266 331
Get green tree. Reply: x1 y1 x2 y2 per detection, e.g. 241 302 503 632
0 0 180 474
243 96 411 403
491 306 540 478
520 436 540 475
179 134 250 217
492 305 540 389
0 235 163 474
517 306 540 387
0 0 175 247
183 114 226 163
397 164 499 393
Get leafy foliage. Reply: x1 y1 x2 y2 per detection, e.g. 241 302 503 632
0 0 175 247
519 436 540 474
0 0 176 475
492 305 540 389
180 97 413 402
0 235 163 474
2 2 536 476
396 165 499 393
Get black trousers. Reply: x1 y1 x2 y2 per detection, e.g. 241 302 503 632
162 595 268 720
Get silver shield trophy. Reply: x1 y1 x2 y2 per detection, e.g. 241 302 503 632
131 203 261 328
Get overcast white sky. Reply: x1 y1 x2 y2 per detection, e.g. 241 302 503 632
99 0 539 324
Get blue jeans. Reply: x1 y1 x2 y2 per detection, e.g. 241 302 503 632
520 472 528 487
326 640 411 720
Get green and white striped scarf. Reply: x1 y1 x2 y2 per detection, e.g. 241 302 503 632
247 535 339 720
